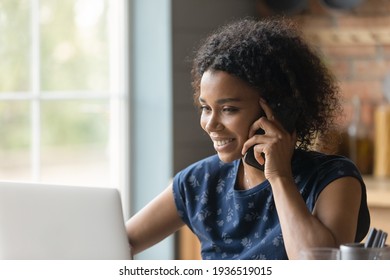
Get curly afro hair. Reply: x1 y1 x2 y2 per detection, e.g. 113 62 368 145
191 18 341 151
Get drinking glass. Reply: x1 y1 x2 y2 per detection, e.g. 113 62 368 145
299 247 340 260
340 243 390 260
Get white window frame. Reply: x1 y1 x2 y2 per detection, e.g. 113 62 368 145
0 0 130 217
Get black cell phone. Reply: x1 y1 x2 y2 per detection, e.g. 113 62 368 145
243 128 265 170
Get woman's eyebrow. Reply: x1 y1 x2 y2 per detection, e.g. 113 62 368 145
198 97 242 104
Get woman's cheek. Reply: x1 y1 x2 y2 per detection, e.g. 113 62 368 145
199 114 207 132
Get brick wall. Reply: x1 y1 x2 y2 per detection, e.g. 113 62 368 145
259 0 390 128
257 0 390 173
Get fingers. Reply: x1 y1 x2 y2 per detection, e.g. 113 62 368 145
243 98 296 156
248 117 283 141
259 98 274 120
248 99 282 137
242 134 277 155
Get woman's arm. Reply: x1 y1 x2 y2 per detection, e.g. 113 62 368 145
243 99 362 260
269 175 361 260
125 183 185 255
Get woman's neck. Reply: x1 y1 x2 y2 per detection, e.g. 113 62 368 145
238 159 266 190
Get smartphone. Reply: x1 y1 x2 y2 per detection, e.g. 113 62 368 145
243 128 265 170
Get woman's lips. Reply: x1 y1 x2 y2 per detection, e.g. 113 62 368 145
212 138 235 152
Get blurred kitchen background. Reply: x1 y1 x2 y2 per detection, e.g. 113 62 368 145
1 0 389 259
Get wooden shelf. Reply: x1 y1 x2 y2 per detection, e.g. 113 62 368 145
363 176 390 208
303 28 390 46
363 176 390 238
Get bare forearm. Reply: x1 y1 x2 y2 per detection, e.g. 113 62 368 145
126 185 184 255
268 176 336 259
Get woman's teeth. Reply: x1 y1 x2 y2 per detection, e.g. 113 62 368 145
215 139 233 146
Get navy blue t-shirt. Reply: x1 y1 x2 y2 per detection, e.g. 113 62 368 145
172 149 370 260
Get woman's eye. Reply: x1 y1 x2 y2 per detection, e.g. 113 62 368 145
199 105 238 114
222 107 238 113
200 105 211 112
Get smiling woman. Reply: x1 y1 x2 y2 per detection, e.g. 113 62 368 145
198 70 262 163
126 17 370 260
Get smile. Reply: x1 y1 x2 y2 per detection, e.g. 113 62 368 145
214 138 234 147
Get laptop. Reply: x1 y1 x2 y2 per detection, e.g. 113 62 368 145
0 181 131 260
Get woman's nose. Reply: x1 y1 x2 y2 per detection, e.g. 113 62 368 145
205 113 223 132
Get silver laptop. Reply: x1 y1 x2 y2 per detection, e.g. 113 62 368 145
0 181 131 260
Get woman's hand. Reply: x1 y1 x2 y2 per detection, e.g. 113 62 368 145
241 99 297 180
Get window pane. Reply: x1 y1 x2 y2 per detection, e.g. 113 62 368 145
40 100 110 186
0 0 30 92
0 101 31 180
40 0 109 91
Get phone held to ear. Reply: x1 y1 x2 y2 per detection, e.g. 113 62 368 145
243 96 299 170
243 128 265 170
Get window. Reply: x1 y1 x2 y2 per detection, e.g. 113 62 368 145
0 0 129 213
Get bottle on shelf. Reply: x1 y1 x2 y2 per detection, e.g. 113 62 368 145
347 95 373 175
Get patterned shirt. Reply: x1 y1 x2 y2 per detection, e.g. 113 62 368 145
172 149 370 260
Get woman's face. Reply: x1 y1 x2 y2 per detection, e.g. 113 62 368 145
199 70 263 162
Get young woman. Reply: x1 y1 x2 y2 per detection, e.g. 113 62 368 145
126 18 370 260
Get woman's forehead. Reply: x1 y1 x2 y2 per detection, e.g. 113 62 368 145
199 70 260 101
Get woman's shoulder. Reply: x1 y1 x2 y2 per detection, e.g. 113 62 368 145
294 149 356 167
293 149 363 183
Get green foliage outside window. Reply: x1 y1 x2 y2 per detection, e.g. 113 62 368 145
0 0 109 151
